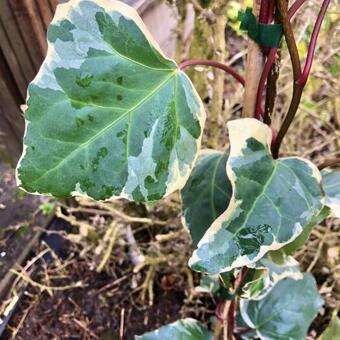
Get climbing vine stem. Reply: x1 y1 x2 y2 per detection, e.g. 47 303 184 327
254 0 307 120
272 0 331 158
297 0 331 86
318 158 340 171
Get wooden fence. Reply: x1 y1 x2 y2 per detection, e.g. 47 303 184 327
0 0 177 165
0 0 59 164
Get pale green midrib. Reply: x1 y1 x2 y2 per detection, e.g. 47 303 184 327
210 153 224 219
30 70 178 186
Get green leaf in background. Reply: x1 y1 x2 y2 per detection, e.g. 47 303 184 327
190 118 325 274
240 273 324 340
181 150 231 246
39 202 56 215
241 253 302 300
16 0 205 202
135 318 213 340
195 274 221 295
319 314 340 340
321 169 340 218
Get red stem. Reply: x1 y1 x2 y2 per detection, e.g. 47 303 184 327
179 59 245 86
254 0 308 119
288 0 306 18
255 48 278 119
259 0 275 56
318 158 340 170
227 299 236 339
226 267 250 338
259 0 276 23
267 0 275 23
259 0 270 23
237 327 253 336
297 0 331 86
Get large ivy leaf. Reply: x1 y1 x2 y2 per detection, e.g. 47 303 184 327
16 0 205 202
240 273 324 340
321 169 340 218
190 118 325 274
181 150 232 246
135 318 212 340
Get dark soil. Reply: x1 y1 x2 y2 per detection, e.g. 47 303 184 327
0 163 47 280
4 259 186 340
1 164 205 340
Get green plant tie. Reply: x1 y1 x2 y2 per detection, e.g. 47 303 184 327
238 7 283 48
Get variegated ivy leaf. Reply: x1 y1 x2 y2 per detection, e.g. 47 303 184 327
241 253 302 300
181 150 232 246
190 118 325 274
240 273 324 340
16 0 205 202
321 169 340 218
135 318 212 340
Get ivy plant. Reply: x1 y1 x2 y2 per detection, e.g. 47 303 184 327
16 0 338 339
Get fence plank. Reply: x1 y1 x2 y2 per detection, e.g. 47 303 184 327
0 1 36 83
0 22 27 101
8 0 47 72
49 0 60 12
0 75 24 163
35 0 54 32
0 109 22 166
